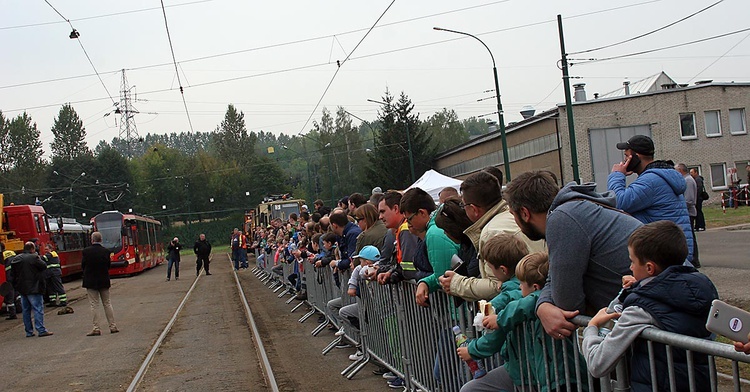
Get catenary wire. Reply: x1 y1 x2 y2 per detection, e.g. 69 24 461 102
0 0 650 91
570 26 750 66
159 0 194 132
295 0 396 135
569 0 724 55
43 0 116 105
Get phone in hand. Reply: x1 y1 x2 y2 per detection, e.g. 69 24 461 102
706 300 750 344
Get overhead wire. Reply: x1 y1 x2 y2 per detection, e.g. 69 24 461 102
686 31 750 83
2 0 657 92
296 0 396 136
570 26 750 66
569 0 724 55
43 0 116 105
159 0 194 132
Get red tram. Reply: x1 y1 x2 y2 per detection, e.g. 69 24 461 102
92 211 164 276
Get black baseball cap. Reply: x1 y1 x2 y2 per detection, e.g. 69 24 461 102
616 135 654 156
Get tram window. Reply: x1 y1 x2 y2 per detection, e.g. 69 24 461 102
53 234 65 251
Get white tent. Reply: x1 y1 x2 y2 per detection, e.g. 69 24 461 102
405 169 462 203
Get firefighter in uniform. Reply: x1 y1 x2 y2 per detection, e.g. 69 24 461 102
3 249 19 320
42 244 67 307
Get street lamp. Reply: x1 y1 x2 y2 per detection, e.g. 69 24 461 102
433 26 511 182
367 99 416 183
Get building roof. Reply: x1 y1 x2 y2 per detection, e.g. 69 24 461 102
598 72 676 99
562 80 750 108
434 107 558 159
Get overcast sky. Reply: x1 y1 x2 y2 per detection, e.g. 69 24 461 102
2 0 748 157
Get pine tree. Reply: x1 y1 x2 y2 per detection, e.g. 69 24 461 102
367 91 434 190
50 104 91 161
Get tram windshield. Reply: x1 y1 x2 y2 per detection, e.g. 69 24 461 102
94 213 123 252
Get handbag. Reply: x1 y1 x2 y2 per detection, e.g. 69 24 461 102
701 190 710 200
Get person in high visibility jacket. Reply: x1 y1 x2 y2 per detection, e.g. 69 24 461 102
42 244 67 307
2 248 19 320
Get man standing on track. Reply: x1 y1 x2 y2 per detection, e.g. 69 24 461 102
82 231 118 336
10 241 53 337
193 233 212 276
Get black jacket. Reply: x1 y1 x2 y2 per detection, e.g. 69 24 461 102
10 252 47 295
82 243 112 290
193 239 212 257
167 242 181 261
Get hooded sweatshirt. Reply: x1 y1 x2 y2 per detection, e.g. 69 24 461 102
607 161 695 263
536 182 641 315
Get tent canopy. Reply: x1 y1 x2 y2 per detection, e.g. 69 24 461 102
405 169 462 203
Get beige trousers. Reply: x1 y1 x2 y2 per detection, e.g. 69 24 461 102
87 288 116 331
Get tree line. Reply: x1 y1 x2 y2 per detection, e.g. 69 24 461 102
0 90 489 227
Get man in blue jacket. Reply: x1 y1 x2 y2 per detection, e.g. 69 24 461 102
607 135 694 265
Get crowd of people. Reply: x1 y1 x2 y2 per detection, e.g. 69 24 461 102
249 134 748 391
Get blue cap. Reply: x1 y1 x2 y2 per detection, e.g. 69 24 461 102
352 245 380 261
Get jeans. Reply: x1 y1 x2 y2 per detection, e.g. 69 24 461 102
21 294 47 336
167 257 180 279
240 249 248 269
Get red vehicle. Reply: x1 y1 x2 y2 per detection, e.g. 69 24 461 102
92 211 164 276
2 203 90 278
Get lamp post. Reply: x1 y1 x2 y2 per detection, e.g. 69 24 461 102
367 99 415 183
433 26 511 182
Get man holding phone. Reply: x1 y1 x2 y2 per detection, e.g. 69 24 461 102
607 135 695 265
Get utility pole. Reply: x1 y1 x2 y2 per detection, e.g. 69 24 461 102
117 69 141 159
558 15 580 183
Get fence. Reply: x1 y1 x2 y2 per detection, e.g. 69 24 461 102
252 253 750 392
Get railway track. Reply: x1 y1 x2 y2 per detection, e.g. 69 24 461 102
126 256 278 392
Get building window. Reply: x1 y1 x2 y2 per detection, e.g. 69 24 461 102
680 113 696 139
709 163 727 190
704 110 722 137
729 108 747 135
735 161 749 185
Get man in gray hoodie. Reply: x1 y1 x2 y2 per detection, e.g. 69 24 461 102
503 170 642 340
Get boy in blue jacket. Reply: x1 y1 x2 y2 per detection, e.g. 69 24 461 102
582 220 718 392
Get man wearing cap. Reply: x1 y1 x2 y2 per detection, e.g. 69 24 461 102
607 135 695 264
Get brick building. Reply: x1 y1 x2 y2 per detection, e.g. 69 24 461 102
434 74 750 201
558 80 750 198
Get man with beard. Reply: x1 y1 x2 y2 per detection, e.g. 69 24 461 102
607 135 695 265
504 171 641 340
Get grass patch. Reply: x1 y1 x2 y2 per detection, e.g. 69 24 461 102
703 205 750 228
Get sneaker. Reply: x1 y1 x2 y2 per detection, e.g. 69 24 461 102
6 316 17 320
38 331 54 337
348 350 363 361
166 278 170 282
372 367 389 376
87 330 101 336
110 327 119 334
206 272 212 275
175 277 179 280
26 333 35 338
388 378 405 389
382 371 398 381
334 327 346 337
334 341 352 349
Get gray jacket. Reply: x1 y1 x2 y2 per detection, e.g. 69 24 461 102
536 182 642 315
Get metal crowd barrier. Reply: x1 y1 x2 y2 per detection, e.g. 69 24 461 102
254 264 750 392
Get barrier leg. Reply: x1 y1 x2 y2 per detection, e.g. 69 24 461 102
311 320 328 335
299 308 316 323
322 336 343 355
342 352 369 378
291 301 306 313
277 287 290 297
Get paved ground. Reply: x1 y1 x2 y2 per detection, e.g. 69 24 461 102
694 224 750 309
